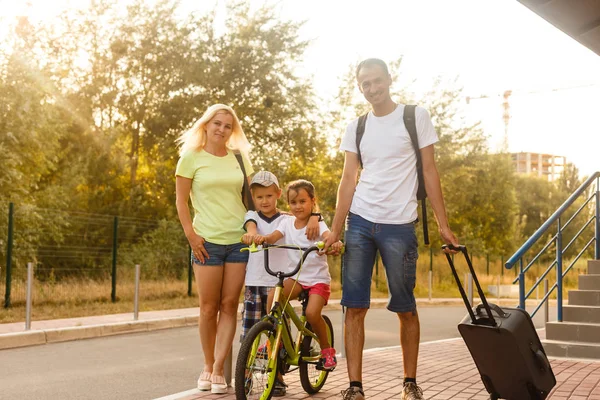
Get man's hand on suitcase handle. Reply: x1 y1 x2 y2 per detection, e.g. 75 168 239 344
439 227 460 254
442 243 465 253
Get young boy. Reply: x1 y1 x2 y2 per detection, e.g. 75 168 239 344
240 170 289 396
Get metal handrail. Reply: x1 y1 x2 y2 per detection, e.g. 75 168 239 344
506 172 599 269
506 171 600 321
511 234 556 284
563 193 596 231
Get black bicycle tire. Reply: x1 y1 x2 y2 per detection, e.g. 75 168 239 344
298 315 334 394
235 320 277 400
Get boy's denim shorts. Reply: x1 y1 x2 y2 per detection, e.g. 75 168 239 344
191 241 249 266
341 212 419 313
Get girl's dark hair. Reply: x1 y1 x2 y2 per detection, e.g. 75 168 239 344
355 58 389 80
286 179 319 212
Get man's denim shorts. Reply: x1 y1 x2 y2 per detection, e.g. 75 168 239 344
191 241 249 266
341 212 418 313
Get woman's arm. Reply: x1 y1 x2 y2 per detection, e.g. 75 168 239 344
176 176 209 263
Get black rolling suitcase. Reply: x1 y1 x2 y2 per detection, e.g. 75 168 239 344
443 244 556 400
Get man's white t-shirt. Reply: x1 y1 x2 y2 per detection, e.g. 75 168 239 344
339 104 439 224
275 218 331 287
244 211 289 287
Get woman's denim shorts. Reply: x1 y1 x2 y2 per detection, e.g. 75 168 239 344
191 241 249 266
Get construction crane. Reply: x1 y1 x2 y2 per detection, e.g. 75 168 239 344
465 83 600 152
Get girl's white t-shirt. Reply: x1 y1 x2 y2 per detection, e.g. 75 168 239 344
244 211 290 287
275 218 331 286
339 104 438 224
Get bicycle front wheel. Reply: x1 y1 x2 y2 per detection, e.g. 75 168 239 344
235 320 278 400
299 315 334 394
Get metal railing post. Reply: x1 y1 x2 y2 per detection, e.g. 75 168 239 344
543 279 549 323
429 247 433 301
4 202 14 308
467 273 473 307
134 264 140 321
595 177 600 260
497 275 500 304
557 217 563 322
111 216 118 303
501 255 504 277
519 258 525 310
25 262 33 330
519 272 525 310
188 246 193 297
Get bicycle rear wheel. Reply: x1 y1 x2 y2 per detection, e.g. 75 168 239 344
299 315 334 394
235 320 278 400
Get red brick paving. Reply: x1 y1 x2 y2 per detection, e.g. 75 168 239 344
181 338 600 400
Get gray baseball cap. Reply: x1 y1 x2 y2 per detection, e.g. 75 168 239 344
251 171 280 188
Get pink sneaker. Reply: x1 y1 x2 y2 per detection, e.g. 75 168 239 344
320 347 337 370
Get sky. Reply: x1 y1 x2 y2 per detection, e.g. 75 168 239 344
2 0 599 176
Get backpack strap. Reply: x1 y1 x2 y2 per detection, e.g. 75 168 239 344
355 113 368 168
403 105 430 245
234 151 255 211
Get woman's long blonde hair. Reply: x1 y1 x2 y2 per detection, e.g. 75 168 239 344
176 104 251 156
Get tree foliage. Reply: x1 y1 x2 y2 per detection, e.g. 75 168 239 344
0 0 594 280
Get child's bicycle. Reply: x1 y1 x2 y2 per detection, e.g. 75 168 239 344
235 242 335 400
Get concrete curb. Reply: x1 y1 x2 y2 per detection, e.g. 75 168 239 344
0 316 198 350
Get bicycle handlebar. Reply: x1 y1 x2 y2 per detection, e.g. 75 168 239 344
240 242 326 279
264 243 323 278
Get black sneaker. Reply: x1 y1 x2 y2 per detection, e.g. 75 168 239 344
340 386 365 400
401 382 424 400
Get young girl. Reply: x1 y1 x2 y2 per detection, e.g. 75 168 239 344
254 179 343 370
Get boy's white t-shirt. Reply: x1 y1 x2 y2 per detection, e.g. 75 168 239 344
339 104 438 224
275 218 331 287
244 211 289 287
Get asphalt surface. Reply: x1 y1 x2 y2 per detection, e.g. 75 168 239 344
0 306 555 400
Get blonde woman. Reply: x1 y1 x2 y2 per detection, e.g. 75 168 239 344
175 104 253 394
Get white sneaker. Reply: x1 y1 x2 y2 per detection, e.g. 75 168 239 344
197 372 211 391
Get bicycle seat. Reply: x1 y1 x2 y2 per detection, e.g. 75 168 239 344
298 288 310 306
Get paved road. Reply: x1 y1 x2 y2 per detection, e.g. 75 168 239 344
0 306 555 400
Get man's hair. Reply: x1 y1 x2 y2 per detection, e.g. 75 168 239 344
355 58 389 80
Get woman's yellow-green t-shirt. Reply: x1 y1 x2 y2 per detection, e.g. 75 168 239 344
176 149 253 245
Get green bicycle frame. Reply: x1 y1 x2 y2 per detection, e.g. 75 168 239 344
266 284 321 367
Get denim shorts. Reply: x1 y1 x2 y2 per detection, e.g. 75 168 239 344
191 241 249 266
341 212 419 313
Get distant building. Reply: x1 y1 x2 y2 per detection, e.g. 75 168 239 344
511 152 566 182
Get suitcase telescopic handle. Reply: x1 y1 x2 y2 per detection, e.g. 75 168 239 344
442 244 497 326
